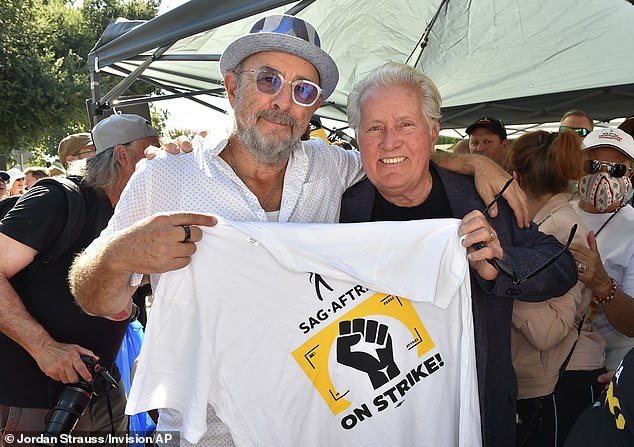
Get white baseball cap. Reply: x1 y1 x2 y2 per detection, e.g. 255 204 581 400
582 127 634 160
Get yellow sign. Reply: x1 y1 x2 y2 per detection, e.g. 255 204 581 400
292 293 434 415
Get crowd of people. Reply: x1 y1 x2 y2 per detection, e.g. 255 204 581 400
1 12 633 447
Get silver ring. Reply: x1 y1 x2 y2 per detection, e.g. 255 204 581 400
577 262 587 273
181 225 191 243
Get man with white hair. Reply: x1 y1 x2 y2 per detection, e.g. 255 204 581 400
70 14 528 447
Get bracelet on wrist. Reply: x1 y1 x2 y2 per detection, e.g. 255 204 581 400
594 277 618 305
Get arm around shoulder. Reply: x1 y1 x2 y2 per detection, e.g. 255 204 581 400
432 152 529 227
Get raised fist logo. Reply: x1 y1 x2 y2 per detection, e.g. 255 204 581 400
336 318 400 389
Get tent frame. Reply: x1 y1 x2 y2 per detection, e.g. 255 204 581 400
88 0 319 122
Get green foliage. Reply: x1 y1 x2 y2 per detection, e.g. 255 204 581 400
150 105 169 136
436 135 461 145
166 129 197 139
0 0 159 159
24 146 55 168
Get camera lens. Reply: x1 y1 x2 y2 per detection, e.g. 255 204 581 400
41 385 92 439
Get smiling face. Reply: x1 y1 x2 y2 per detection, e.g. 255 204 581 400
357 84 440 206
225 51 323 165
10 177 25 196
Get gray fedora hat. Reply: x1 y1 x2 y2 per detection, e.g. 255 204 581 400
220 14 339 100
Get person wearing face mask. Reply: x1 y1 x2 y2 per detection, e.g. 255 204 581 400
570 127 634 371
507 130 606 447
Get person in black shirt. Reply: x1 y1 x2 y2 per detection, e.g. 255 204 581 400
340 62 578 447
0 114 159 443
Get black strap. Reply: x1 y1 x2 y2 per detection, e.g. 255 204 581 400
106 392 116 444
594 205 622 237
558 314 585 380
34 177 86 264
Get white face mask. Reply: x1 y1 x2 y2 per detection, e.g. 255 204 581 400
578 171 632 212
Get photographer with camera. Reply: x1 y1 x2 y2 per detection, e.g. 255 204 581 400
0 114 159 446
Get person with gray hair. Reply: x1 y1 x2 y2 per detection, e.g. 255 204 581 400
340 62 578 447
69 15 528 447
0 113 158 443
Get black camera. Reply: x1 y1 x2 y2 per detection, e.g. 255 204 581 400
39 355 118 444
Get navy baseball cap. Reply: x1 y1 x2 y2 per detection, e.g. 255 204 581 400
466 116 507 140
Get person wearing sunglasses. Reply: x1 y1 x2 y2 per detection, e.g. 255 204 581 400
506 130 606 447
69 15 532 447
57 132 96 169
569 127 634 373
560 110 594 143
6 168 26 197
340 62 578 447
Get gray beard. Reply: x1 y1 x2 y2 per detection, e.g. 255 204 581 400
235 110 302 166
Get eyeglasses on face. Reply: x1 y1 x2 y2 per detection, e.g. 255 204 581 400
239 68 323 107
473 177 578 285
586 160 633 178
559 126 590 137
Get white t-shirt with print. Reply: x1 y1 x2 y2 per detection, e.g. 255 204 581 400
85 135 365 446
127 218 482 447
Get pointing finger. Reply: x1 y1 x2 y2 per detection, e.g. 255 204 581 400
166 212 218 228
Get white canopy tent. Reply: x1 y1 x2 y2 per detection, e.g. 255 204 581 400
87 0 634 132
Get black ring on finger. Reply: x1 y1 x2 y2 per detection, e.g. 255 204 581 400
181 225 191 243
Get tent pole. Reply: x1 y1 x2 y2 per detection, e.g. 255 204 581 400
99 45 171 107
90 70 101 103
407 0 449 67
104 63 229 114
285 0 317 15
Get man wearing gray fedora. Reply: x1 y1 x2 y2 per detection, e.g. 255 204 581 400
70 14 528 447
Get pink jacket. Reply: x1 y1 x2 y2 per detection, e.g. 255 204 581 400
512 193 606 399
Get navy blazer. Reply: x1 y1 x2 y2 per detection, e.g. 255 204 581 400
340 162 578 447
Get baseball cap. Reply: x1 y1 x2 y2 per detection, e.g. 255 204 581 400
466 117 508 140
6 168 25 183
91 114 159 154
0 171 9 182
219 14 339 100
57 133 94 168
582 127 634 160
